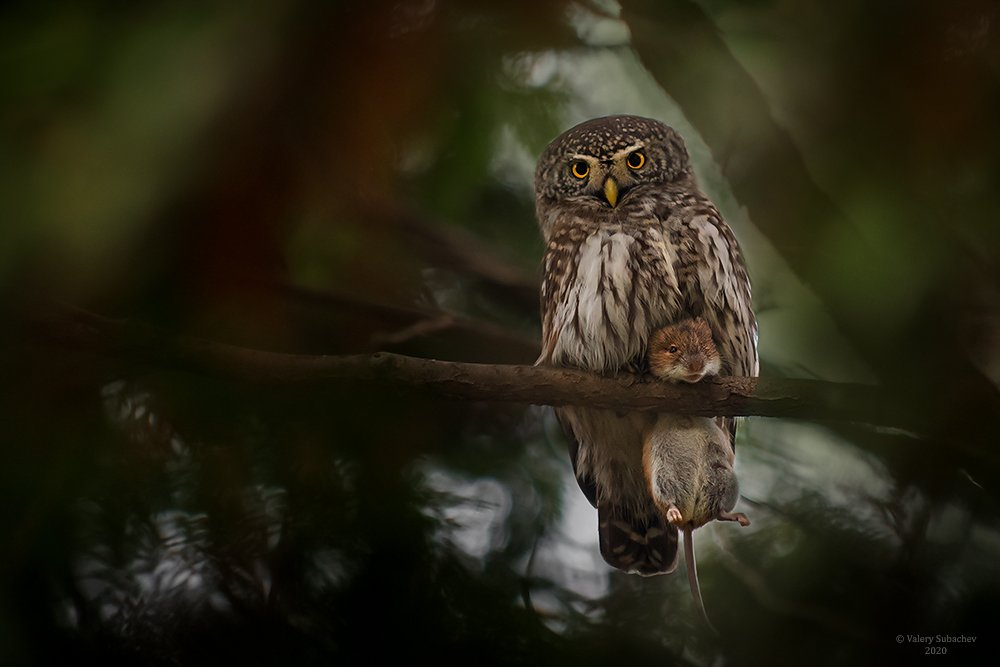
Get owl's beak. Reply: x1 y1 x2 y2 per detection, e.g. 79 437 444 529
603 177 619 207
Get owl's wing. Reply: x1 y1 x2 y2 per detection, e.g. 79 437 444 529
661 205 759 449
536 232 578 367
677 211 757 375
557 410 598 507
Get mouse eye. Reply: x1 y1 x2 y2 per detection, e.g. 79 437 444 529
626 150 646 170
667 345 679 354
570 161 590 179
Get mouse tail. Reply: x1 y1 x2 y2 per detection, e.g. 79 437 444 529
683 525 718 635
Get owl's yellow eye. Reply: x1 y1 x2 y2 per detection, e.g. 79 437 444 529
626 150 646 170
571 161 590 179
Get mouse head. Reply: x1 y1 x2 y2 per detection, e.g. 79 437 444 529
648 317 721 383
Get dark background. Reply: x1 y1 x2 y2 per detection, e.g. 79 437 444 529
2 1 999 664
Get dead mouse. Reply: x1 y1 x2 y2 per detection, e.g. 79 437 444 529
643 316 750 631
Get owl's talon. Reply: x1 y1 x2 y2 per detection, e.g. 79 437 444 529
666 506 683 525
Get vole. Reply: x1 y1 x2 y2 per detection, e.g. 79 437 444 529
643 316 750 631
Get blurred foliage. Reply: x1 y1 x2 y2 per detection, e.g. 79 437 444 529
2 0 1000 665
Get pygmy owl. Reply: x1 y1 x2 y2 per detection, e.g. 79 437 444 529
534 115 758 575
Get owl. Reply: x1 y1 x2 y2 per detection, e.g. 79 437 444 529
534 115 758 575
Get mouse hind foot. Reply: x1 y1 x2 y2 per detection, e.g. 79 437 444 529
718 511 750 527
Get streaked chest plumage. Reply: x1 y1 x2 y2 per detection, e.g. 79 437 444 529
539 194 755 381
542 225 674 370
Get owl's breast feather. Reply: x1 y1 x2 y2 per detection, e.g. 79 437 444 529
549 230 668 371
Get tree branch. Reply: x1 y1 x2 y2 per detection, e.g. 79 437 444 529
27 304 924 432
256 279 541 363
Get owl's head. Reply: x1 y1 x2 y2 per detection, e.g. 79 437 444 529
533 115 692 234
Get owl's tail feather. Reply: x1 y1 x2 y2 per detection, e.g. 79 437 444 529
598 505 678 576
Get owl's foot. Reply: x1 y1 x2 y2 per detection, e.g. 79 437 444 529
718 511 750 527
625 354 649 377
666 506 683 525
